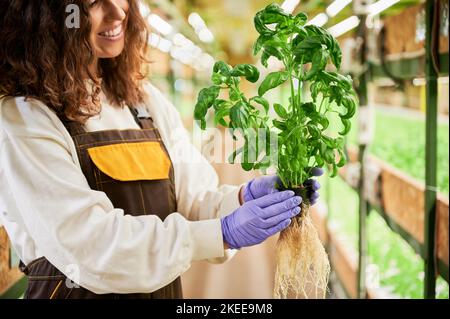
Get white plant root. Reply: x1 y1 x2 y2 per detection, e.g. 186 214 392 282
274 202 330 299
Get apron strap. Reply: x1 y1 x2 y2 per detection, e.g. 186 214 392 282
57 113 87 136
129 105 156 131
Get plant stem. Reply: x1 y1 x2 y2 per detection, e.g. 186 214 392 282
297 58 303 110
289 70 295 109
319 96 326 114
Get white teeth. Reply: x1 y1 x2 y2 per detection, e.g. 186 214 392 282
99 24 122 37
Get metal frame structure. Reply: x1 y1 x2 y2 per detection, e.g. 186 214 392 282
423 0 440 299
326 0 448 299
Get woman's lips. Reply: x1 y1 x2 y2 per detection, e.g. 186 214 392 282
98 24 124 41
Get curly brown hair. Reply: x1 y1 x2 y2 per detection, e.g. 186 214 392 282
0 0 149 123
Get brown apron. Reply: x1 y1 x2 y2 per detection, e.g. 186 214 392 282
19 106 182 299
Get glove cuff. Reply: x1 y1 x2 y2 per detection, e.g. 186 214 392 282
242 179 256 203
220 217 240 250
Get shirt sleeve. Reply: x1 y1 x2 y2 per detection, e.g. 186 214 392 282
143 84 243 263
0 97 227 294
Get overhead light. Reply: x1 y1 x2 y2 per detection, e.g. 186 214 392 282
148 33 161 47
171 46 198 65
191 46 202 58
173 33 187 46
198 28 214 43
172 34 202 58
148 33 172 53
173 33 194 48
187 12 215 43
307 13 329 27
328 16 360 38
281 0 300 14
169 32 209 68
158 39 172 53
188 12 206 32
368 0 400 17
326 0 353 17
148 14 173 36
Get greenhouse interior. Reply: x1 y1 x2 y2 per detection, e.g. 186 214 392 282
0 0 448 300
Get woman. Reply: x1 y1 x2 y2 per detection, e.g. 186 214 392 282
0 0 321 299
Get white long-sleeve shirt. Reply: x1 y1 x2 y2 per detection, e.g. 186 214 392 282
0 82 241 294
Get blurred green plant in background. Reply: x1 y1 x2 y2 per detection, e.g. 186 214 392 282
321 107 449 299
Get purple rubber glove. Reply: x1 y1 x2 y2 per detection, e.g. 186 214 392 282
221 190 302 249
242 175 281 202
243 167 324 205
304 167 324 205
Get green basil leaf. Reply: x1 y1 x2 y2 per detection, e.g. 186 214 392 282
272 119 286 130
330 163 338 178
260 50 271 68
261 3 289 24
307 123 321 139
286 143 293 154
305 24 324 36
306 49 329 80
295 12 308 25
230 102 249 128
319 115 329 130
262 45 285 64
339 95 357 119
258 71 289 96
305 25 342 69
241 162 254 171
214 107 230 127
301 102 316 114
228 146 244 164
329 37 342 69
339 118 351 135
254 3 288 37
194 86 220 129
229 89 242 102
295 26 342 69
315 155 325 167
321 135 335 148
335 137 345 148
337 149 347 167
295 35 322 50
324 148 335 163
211 73 223 85
213 61 231 75
230 64 260 83
213 99 228 111
250 96 270 114
273 103 289 119
292 26 308 47
254 13 273 36
253 35 271 55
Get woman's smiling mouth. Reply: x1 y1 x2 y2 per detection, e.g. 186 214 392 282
98 24 124 41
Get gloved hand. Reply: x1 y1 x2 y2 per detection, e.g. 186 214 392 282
221 191 302 249
241 175 281 202
242 167 324 205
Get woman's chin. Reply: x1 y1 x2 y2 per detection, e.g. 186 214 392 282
93 37 125 59
96 46 125 59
